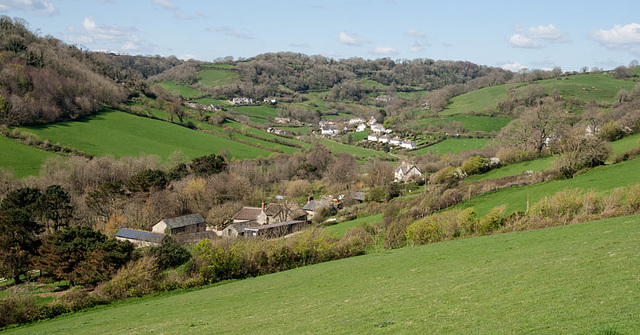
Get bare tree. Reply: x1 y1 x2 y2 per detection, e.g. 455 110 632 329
498 98 565 152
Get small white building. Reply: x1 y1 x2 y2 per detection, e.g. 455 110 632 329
356 124 367 132
401 140 416 150
348 118 365 125
371 123 386 134
379 135 390 143
367 133 379 142
321 126 339 137
390 136 402 146
395 162 422 182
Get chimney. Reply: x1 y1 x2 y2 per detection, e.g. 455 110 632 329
261 201 265 212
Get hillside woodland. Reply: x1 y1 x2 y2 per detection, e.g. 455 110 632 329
1 17 640 328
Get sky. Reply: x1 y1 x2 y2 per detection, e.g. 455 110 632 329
1 0 640 72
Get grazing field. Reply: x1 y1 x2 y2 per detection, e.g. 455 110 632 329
0 135 59 178
317 139 392 159
230 105 280 124
534 73 636 104
441 84 511 116
9 214 640 334
21 110 272 161
323 213 383 238
611 132 640 156
413 138 490 155
395 90 427 99
192 97 230 107
155 82 204 99
457 156 640 216
416 115 511 133
197 69 240 86
467 156 556 182
360 78 390 89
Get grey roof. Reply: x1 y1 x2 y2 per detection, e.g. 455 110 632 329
303 200 334 211
233 207 263 221
396 162 421 175
160 214 205 229
244 220 306 232
115 228 166 243
225 221 260 233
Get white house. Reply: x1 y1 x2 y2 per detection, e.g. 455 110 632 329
356 124 367 132
379 135 390 143
395 162 422 182
348 118 365 125
367 133 379 142
401 140 416 150
230 97 252 105
371 123 386 134
390 137 402 146
321 126 339 137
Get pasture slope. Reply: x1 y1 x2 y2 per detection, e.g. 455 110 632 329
7 214 639 334
21 109 272 161
0 135 59 178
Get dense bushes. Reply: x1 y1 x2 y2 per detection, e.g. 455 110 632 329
192 229 370 283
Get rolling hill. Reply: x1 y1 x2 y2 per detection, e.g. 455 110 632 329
8 213 639 334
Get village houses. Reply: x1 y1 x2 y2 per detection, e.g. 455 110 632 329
395 161 423 182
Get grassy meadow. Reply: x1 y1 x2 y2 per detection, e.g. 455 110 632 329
197 69 240 86
413 138 491 155
0 136 59 178
318 138 392 159
230 105 280 124
441 84 511 116
8 213 640 334
457 156 640 216
535 73 636 104
323 213 383 238
416 115 511 133
154 82 204 99
20 110 272 161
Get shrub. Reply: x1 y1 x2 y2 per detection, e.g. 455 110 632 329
126 169 167 192
150 241 191 270
457 208 479 236
461 156 487 175
478 206 505 234
0 291 39 327
624 184 640 212
598 121 624 141
98 256 160 299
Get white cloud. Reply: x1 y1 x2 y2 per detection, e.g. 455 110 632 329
509 24 569 49
151 0 203 20
371 46 397 56
410 41 424 53
177 54 196 61
590 23 640 55
64 17 153 53
0 0 57 16
526 24 564 40
508 34 542 49
152 0 177 10
207 26 254 39
405 29 426 38
339 32 369 46
501 62 526 72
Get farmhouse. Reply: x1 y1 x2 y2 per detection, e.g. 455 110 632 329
356 123 367 132
321 126 339 137
244 220 307 238
302 199 337 220
230 97 252 105
401 140 417 149
371 123 386 134
115 228 167 248
152 213 206 235
222 221 261 238
395 161 422 182
379 135 390 143
390 136 402 146
232 206 267 224
367 133 379 142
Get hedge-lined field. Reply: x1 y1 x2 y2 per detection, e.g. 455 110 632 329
21 110 272 161
0 136 59 178
8 214 639 334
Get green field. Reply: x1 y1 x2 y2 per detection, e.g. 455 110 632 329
535 73 636 104
416 115 511 133
611 132 640 156
21 110 272 161
323 213 383 238
230 105 280 124
360 78 390 90
467 156 556 182
413 138 490 155
318 139 392 159
441 84 511 116
155 82 204 99
0 136 59 178
9 214 640 334
197 69 240 86
192 97 230 107
395 90 427 100
457 156 640 216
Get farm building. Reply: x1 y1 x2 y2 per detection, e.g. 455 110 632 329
244 220 307 238
232 203 307 226
395 162 422 182
302 199 338 220
115 228 167 248
152 213 206 235
401 140 416 149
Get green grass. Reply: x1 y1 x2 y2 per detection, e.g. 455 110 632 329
9 214 640 334
360 78 390 89
197 69 240 86
534 73 636 104
416 115 511 133
230 105 280 124
155 82 204 99
203 64 237 69
349 130 371 142
413 138 490 155
0 136 59 178
467 156 556 182
21 110 272 161
323 213 383 238
317 139 392 159
192 97 230 107
395 90 427 99
287 92 330 112
441 84 511 116
457 156 640 216
611 132 640 156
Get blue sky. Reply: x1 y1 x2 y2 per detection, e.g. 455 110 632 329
1 0 639 71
